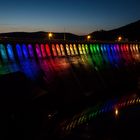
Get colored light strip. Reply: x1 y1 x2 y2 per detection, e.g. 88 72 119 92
66 44 71 56
0 44 8 62
7 44 15 61
40 44 47 58
45 44 51 57
52 44 57 56
0 43 139 65
28 44 34 58
22 44 29 59
35 44 42 58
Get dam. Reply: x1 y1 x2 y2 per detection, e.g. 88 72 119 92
0 40 140 140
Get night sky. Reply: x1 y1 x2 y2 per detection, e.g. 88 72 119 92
0 0 140 35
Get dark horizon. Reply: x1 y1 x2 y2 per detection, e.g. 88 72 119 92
0 20 140 41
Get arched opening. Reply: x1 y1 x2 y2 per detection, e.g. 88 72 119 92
45 44 51 57
35 44 42 58
22 44 29 58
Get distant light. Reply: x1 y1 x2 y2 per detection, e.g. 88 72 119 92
87 35 91 40
48 32 53 39
118 36 122 42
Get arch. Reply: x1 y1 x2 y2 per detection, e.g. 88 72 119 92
135 44 139 52
40 44 46 58
52 44 57 56
78 44 83 54
73 44 78 55
90 44 94 54
106 44 111 54
113 44 117 53
96 44 100 53
133 44 136 52
7 44 15 61
56 44 61 56
100 44 104 53
66 44 71 56
28 44 34 58
120 44 124 52
0 44 8 62
60 44 65 56
92 44 97 53
85 44 89 54
82 44 86 54
70 44 74 55
130 44 133 52
125 44 129 52
35 44 42 58
45 44 51 56
116 44 120 52
16 44 23 59
22 44 29 58
110 44 114 53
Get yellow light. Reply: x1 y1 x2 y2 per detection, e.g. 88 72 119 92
115 108 119 116
118 36 122 41
48 32 53 38
87 35 91 40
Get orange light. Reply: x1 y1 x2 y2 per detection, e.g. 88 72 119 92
87 35 91 40
118 36 122 41
115 108 119 117
48 32 53 39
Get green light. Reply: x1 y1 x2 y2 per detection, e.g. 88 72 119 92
96 44 100 53
90 44 93 54
92 44 96 53
85 44 89 54
82 44 86 54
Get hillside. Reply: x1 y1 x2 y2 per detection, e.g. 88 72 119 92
0 20 140 41
90 20 140 41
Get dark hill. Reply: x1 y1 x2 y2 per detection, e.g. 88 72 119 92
90 20 140 41
0 31 84 41
0 20 140 41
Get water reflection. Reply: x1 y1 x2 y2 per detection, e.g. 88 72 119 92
0 46 140 140
58 93 140 136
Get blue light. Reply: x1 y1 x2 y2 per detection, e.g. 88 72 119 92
16 44 23 59
7 44 15 61
28 44 34 58
22 44 29 59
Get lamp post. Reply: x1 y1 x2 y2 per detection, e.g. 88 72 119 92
117 36 122 42
48 32 53 40
87 35 91 41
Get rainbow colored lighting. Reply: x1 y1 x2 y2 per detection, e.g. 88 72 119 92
0 43 139 66
60 94 140 133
